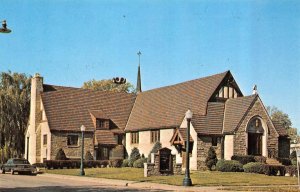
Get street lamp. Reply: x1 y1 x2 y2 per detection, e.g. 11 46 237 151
80 125 86 176
0 20 11 33
183 109 193 186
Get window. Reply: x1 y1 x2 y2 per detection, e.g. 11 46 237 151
131 132 139 144
43 134 47 145
67 135 78 146
212 137 218 146
96 118 110 129
150 130 160 143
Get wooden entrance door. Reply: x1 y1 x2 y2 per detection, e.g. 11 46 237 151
248 133 262 155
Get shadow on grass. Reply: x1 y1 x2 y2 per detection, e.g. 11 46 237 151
0 186 170 192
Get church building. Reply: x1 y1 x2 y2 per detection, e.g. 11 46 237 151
25 69 290 170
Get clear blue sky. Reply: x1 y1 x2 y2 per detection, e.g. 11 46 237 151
0 0 299 130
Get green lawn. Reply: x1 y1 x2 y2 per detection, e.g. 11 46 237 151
45 167 298 187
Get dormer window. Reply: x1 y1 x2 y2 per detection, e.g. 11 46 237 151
96 118 109 129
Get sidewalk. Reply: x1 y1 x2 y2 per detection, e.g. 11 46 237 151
40 173 226 192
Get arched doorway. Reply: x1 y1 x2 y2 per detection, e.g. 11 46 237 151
247 118 265 156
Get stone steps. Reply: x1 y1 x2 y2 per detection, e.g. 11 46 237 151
266 158 282 166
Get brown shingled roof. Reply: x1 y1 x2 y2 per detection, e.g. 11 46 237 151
272 120 288 136
223 95 257 134
95 130 117 145
192 102 225 135
125 71 229 131
42 87 136 132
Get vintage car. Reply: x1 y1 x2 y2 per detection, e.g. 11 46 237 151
1 158 37 175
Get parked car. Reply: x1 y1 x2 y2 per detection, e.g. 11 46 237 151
0 158 37 175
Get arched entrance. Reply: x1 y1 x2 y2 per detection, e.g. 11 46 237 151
247 117 265 156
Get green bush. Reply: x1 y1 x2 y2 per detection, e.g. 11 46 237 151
292 159 297 166
55 148 67 160
109 159 123 168
285 165 297 176
130 147 141 162
290 151 296 160
85 151 94 160
243 162 265 174
216 160 243 172
254 156 266 164
231 155 255 165
205 147 218 170
122 159 130 167
133 158 147 168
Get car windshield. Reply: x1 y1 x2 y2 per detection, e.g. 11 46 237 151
12 159 30 164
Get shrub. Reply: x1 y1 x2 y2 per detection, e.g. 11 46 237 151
85 151 94 161
292 159 297 166
130 147 141 162
133 158 147 168
55 148 67 160
285 165 297 176
109 159 123 168
231 155 255 165
216 160 243 172
45 160 109 169
128 160 134 167
277 157 291 166
243 162 265 174
205 147 218 170
254 156 266 164
290 151 296 160
122 159 130 167
264 165 285 176
148 142 162 162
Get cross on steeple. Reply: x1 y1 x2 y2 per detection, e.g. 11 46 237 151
136 51 142 93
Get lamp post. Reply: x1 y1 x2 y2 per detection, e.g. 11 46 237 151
183 109 193 186
26 137 29 160
80 125 86 176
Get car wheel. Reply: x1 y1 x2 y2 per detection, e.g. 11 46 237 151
11 170 14 175
1 169 5 174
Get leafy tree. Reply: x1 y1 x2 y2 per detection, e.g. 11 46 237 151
205 147 218 171
82 79 136 93
266 106 292 129
0 71 31 161
55 148 67 160
129 147 140 162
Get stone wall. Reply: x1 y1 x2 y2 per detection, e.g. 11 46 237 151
234 97 279 157
197 136 221 171
50 131 94 160
144 153 181 177
278 137 290 158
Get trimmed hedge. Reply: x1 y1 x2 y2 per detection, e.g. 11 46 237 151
243 162 285 176
243 162 265 174
231 155 255 165
285 166 297 176
254 156 266 164
122 159 130 167
216 160 243 172
133 158 147 168
44 160 123 169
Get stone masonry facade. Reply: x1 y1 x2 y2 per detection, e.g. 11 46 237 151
197 136 221 170
234 98 278 156
50 131 94 160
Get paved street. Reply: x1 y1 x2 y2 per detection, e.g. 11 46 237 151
0 173 222 192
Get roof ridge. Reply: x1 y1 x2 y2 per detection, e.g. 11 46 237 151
140 70 229 94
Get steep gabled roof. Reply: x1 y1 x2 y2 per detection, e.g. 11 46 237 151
95 130 118 145
272 120 288 136
192 102 225 135
223 95 257 134
41 87 136 132
125 71 229 131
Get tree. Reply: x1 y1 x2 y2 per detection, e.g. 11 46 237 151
147 141 162 162
82 79 136 93
0 71 31 162
205 147 218 171
266 106 292 129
